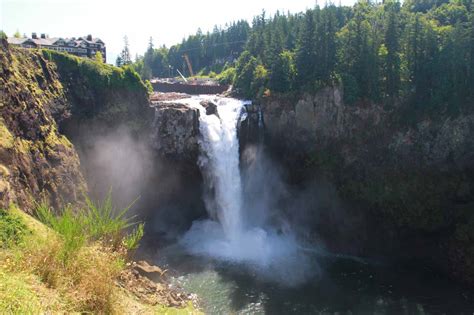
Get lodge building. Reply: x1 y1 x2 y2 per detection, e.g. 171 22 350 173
7 33 106 62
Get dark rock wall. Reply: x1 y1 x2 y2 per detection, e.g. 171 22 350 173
150 102 200 163
255 86 474 284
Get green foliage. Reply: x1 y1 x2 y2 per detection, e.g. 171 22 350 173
0 208 29 248
126 0 474 111
216 67 236 84
123 223 144 251
144 79 153 95
341 73 359 104
43 50 147 92
36 204 86 262
0 31 6 40
251 64 268 97
234 51 258 97
295 9 317 87
82 191 137 248
269 50 296 92
94 51 104 64
35 192 143 263
119 36 132 66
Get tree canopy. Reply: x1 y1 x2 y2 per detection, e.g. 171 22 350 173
131 0 474 113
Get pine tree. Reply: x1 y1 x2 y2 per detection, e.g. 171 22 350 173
470 7 474 97
116 55 123 67
295 10 316 87
384 1 401 99
142 37 154 79
269 50 296 92
119 36 132 66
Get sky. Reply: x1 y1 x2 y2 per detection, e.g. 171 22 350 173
1 0 354 64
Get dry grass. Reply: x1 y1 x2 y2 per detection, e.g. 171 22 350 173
1 205 201 314
16 217 124 312
1 206 124 313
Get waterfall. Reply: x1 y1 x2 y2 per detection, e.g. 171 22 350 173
178 95 314 286
195 97 246 240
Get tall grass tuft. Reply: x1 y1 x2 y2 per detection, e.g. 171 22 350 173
28 192 144 312
35 191 141 259
36 203 86 263
123 223 144 251
83 191 138 249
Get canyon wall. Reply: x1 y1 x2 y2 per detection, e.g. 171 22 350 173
254 87 474 284
0 39 86 212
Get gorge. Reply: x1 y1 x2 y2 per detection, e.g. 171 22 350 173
2 34 474 313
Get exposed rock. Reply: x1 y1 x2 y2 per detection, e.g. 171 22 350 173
117 261 194 308
151 102 200 162
259 86 474 285
0 39 86 211
150 92 190 103
199 100 219 117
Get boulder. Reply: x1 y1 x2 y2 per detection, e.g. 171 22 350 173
200 100 219 117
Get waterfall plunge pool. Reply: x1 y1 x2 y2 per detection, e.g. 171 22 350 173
149 95 474 314
149 243 474 314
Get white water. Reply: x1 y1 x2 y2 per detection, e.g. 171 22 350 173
178 95 314 285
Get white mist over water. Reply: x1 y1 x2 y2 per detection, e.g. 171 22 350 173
178 96 314 286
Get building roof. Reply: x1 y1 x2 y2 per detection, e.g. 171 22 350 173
7 36 105 48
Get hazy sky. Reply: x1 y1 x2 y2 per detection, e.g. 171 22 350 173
1 0 353 64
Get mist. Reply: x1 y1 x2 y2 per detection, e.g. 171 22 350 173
176 97 318 287
79 127 154 210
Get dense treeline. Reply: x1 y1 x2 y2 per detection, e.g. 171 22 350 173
132 0 474 111
131 20 250 79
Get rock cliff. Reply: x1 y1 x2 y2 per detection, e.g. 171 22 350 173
259 86 474 284
151 102 200 162
0 39 86 211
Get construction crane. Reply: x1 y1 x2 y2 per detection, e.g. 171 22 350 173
182 53 194 77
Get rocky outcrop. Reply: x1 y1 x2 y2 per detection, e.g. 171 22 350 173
262 87 386 153
259 86 474 285
150 102 200 162
0 39 86 211
199 100 219 117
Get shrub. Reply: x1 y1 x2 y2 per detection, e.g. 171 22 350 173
0 208 29 248
216 67 236 85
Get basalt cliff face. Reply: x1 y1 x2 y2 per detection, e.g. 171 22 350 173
254 87 474 284
0 39 86 211
151 102 200 163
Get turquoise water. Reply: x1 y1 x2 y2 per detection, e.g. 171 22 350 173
154 244 474 315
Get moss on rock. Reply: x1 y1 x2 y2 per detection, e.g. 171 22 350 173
0 38 86 211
